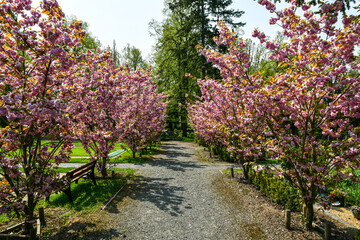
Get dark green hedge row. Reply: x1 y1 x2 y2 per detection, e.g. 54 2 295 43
248 168 301 210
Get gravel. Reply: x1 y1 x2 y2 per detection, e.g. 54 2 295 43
98 141 248 239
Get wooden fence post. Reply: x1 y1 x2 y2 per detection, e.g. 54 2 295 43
285 209 291 229
324 222 331 240
39 207 45 225
230 168 234 178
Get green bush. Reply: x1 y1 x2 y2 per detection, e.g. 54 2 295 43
335 175 360 206
355 229 360 240
247 168 301 210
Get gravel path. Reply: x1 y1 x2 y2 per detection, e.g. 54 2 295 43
98 141 249 239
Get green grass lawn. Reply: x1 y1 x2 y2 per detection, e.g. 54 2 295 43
113 155 147 164
43 168 136 211
222 168 242 174
62 141 132 163
31 140 127 158
55 167 76 173
67 145 159 164
67 149 143 164
69 141 94 156
69 142 127 157
6 140 159 164
0 168 136 225
16 167 75 174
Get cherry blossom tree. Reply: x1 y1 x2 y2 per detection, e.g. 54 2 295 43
0 0 85 234
119 68 168 158
70 54 167 175
69 50 123 178
253 0 360 226
189 0 360 227
187 80 230 155
189 22 267 179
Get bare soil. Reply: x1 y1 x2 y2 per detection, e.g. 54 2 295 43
329 206 360 229
197 143 358 239
217 172 357 239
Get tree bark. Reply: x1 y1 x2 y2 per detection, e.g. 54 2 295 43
101 156 108 178
305 201 314 228
24 193 35 238
242 163 250 180
181 121 187 137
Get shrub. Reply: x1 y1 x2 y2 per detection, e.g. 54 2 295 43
248 168 301 210
355 230 360 240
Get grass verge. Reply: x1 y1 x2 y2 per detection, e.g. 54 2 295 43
44 168 135 211
0 169 136 228
222 168 243 175
68 145 160 164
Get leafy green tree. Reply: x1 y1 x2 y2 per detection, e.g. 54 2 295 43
246 32 287 78
151 0 245 137
120 43 148 70
81 21 102 50
151 2 200 137
66 15 102 51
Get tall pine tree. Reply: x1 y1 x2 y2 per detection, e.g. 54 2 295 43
151 0 244 137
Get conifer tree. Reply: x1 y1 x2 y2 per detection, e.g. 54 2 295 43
152 0 245 137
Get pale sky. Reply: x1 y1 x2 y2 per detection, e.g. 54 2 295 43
32 0 291 59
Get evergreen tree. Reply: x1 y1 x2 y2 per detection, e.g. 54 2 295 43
112 40 120 68
151 0 245 137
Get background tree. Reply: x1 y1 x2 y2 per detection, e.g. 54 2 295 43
81 21 102 50
151 0 245 137
66 15 102 51
151 2 200 137
245 32 286 77
120 43 148 70
112 40 120 68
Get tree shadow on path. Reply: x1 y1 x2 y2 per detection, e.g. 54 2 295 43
146 142 208 172
50 222 123 240
106 176 186 217
105 142 206 216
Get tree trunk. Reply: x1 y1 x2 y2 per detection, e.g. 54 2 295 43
181 121 187 138
101 156 108 178
24 193 36 238
169 122 173 132
200 0 206 78
132 150 136 158
304 200 314 228
242 163 250 180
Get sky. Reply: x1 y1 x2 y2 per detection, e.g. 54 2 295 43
32 0 291 59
